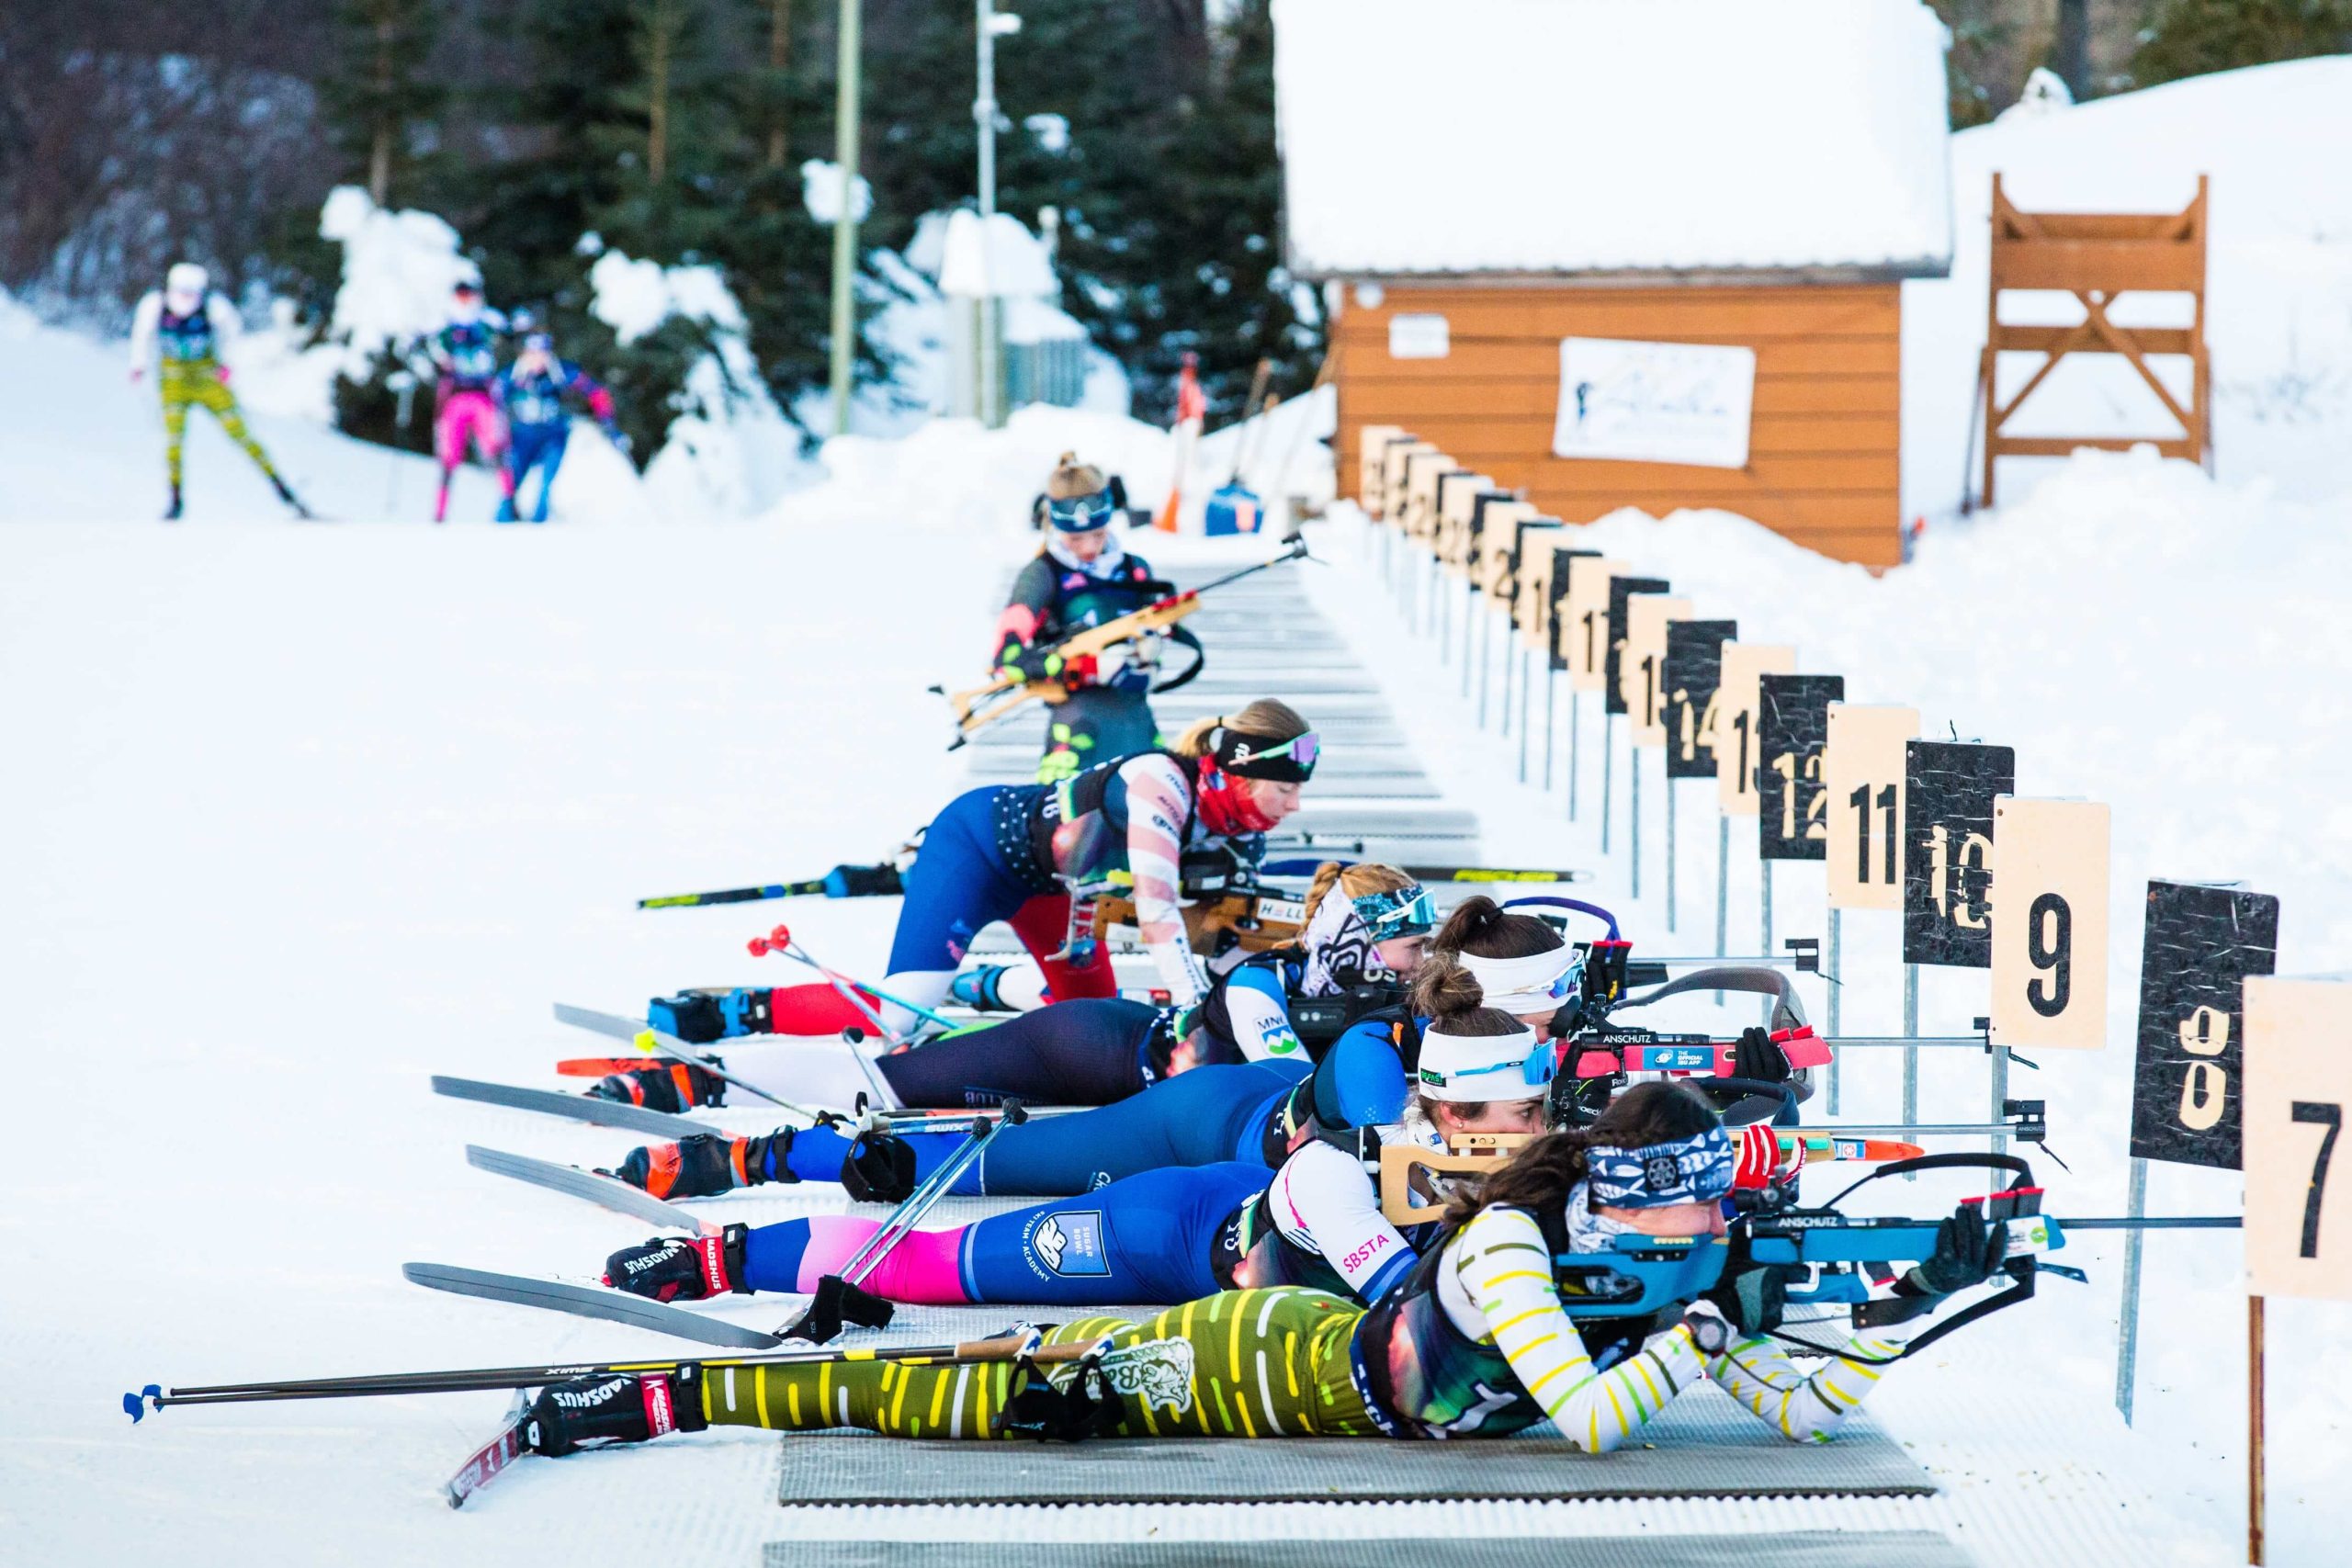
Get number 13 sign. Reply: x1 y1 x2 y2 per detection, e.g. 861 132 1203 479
2245 976 2352 1299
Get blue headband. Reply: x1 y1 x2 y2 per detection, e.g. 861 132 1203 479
1586 1127 1735 1209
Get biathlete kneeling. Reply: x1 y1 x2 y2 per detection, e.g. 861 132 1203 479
608 893 1574 1201
522 1079 2007 1455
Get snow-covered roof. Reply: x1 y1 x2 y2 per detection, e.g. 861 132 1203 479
1273 0 1954 280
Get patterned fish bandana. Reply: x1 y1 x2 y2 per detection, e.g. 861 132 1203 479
1585 1127 1736 1210
1300 884 1387 998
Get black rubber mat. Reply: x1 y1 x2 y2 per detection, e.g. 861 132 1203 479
773 1390 1935 1506
767 1533 1973 1568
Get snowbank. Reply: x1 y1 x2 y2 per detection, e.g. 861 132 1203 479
588 250 811 518
1902 56 2352 514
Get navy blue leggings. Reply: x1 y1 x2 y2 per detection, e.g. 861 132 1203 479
876 998 1160 1108
775 1059 1306 1196
740 1162 1266 1306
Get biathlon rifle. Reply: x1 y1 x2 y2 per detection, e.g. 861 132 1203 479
637 857 910 911
933 538 1311 749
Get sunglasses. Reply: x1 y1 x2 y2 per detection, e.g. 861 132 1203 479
1046 491 1117 532
1353 886 1434 940
1225 730 1319 774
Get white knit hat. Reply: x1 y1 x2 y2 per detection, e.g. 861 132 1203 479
166 262 208 298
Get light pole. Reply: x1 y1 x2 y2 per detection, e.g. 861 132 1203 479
974 3 1020 427
827 0 862 435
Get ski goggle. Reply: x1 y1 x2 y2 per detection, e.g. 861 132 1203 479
1046 490 1118 533
1216 728 1319 783
525 333 555 352
1418 1024 1555 1099
1352 886 1434 941
1460 945 1587 1014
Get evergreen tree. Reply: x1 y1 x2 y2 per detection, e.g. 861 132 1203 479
320 0 446 207
2131 0 2352 88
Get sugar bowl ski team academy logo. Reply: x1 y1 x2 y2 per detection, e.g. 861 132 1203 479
1026 1210 1111 1278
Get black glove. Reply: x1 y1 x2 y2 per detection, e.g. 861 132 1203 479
825 862 904 898
603 1224 750 1302
1002 644 1065 684
840 1131 919 1203
525 1367 707 1455
1905 1203 2009 1295
1705 1263 1794 1337
1731 1026 1792 1084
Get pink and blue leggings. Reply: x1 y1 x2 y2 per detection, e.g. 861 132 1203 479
739 1162 1265 1306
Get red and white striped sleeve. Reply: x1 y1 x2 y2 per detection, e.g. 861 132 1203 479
1119 753 1210 1005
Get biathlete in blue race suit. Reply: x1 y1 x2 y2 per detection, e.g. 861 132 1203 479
681 700 1322 1041
494 329 617 523
596 967 1561 1314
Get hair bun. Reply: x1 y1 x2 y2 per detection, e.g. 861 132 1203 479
1411 958 1487 1020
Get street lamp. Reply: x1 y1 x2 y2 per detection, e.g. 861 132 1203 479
974 4 1021 427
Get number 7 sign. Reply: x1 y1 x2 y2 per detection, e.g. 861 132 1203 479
2245 976 2352 1300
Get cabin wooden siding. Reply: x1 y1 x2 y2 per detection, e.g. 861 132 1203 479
1335 284 1904 567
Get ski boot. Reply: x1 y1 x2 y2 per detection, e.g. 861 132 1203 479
494 495 518 523
605 1224 751 1303
268 473 313 520
649 987 775 1044
948 964 1021 1011
587 1059 728 1113
609 1130 798 1199
164 485 183 522
523 1367 707 1455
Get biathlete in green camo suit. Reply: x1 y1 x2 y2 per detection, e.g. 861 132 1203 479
511 1084 2010 1457
129 263 311 521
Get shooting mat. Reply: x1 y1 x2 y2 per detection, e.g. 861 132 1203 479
767 1537 1973 1568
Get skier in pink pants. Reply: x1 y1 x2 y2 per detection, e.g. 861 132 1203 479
429 281 515 523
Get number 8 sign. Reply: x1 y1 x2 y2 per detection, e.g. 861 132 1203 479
1989 798 2110 1050
2245 976 2352 1299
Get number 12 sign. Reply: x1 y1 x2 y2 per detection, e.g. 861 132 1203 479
2245 976 2352 1300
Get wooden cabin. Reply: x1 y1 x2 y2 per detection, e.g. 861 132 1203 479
1273 0 1955 568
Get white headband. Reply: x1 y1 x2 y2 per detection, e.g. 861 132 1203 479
1416 1021 1547 1103
1457 944 1581 1015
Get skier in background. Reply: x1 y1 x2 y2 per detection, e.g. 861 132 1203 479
494 326 621 523
128 263 311 521
428 280 514 523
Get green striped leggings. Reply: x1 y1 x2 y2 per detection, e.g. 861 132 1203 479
700 1287 1378 1440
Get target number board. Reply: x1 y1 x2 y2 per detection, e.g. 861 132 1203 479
1758 673 1843 862
1603 576 1669 717
2245 975 2352 1300
1565 558 1627 694
1823 705 1917 909
1901 741 2015 968
1664 621 1736 781
2129 881 2279 1171
1989 797 2110 1050
1623 593 1691 748
1716 644 1795 818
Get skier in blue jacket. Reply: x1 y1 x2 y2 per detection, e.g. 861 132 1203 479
494 327 619 523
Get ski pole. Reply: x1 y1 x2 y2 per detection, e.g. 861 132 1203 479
638 860 907 910
748 923 956 1035
623 1025 822 1122
841 1103 1019 1286
126 1330 1089 1416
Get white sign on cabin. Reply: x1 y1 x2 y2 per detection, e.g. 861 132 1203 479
1388 313 1450 359
1552 337 1756 469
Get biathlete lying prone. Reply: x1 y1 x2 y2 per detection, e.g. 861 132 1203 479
520 1077 2010 1456
606 892 1583 1201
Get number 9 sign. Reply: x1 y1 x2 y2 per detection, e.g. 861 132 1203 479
1989 798 2110 1050
2245 976 2352 1299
